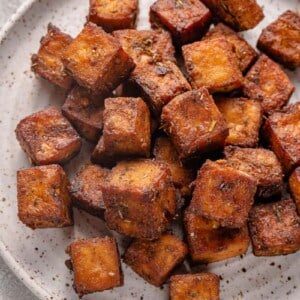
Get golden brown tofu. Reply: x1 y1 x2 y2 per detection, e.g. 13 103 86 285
190 160 256 228
113 29 176 64
91 97 151 166
150 0 211 45
243 55 295 114
170 273 220 300
15 106 81 165
17 165 73 229
123 234 188 286
257 11 300 69
216 97 263 148
201 0 264 31
289 167 300 215
62 85 104 143
182 37 243 94
69 164 109 217
262 103 300 174
184 208 250 263
66 237 123 296
31 23 73 89
153 136 195 197
125 60 191 115
62 22 135 96
204 23 258 72
161 89 228 162
225 146 283 199
248 199 300 256
102 160 176 239
88 0 138 32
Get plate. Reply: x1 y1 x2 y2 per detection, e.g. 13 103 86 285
0 0 300 299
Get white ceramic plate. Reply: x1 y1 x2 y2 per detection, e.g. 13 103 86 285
0 0 300 299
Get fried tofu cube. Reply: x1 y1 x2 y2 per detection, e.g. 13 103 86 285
69 164 109 217
184 208 250 263
17 164 73 229
88 0 138 32
153 136 195 197
31 24 73 89
262 103 300 174
15 106 81 165
170 273 220 300
62 85 104 143
216 97 263 148
102 160 176 239
201 0 264 31
225 146 283 198
91 97 151 166
113 29 176 64
190 160 256 228
182 37 243 93
248 199 300 256
243 55 295 114
257 11 300 69
161 89 228 162
289 167 300 215
150 0 211 45
62 22 135 96
123 234 188 286
66 237 123 296
204 23 258 72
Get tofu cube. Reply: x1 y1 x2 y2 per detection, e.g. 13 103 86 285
201 0 264 31
66 237 123 296
88 0 138 32
190 160 256 228
184 208 250 263
15 106 81 165
17 164 73 229
289 167 300 215
182 37 243 93
123 234 188 286
257 11 300 69
62 22 135 96
102 160 176 239
31 23 73 89
170 273 220 300
70 164 109 217
225 146 283 199
113 29 176 64
153 136 195 197
161 89 228 162
216 97 263 148
243 55 295 114
204 23 258 72
150 0 211 45
262 103 300 173
91 97 151 166
62 85 104 143
248 199 300 256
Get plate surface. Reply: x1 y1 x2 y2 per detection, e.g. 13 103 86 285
0 0 300 299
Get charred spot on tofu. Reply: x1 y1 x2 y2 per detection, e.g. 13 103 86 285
31 23 74 89
102 160 176 239
66 237 123 296
15 106 81 165
17 164 73 229
123 234 188 286
88 0 138 32
248 199 300 256
150 0 211 46
243 55 295 114
91 97 151 166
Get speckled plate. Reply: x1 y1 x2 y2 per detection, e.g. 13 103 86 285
0 0 300 299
